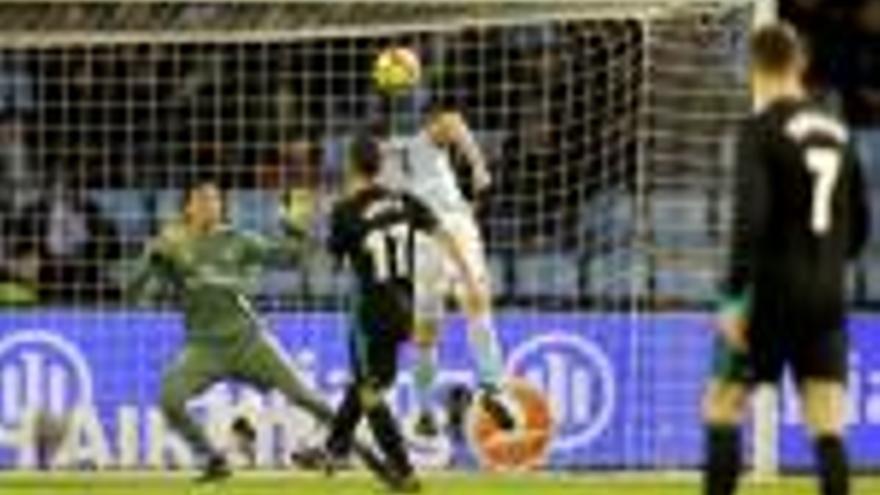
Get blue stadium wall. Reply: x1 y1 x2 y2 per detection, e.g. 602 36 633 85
1 311 879 470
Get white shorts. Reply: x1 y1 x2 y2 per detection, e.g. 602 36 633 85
414 211 489 322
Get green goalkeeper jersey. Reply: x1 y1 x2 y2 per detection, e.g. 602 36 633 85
128 225 302 344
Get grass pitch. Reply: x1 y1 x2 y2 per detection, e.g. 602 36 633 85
1 471 878 495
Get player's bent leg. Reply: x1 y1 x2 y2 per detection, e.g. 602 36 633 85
294 382 371 479
702 337 752 495
702 379 749 495
359 319 420 491
459 299 515 430
158 348 230 482
238 334 335 421
238 334 396 483
448 219 513 435
412 231 447 433
359 379 419 492
457 283 514 431
801 380 846 437
159 349 221 458
444 214 505 390
325 383 362 462
801 380 850 495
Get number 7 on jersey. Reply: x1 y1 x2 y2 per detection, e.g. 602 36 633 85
805 147 841 235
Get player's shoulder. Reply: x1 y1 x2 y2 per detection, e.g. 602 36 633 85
761 97 848 144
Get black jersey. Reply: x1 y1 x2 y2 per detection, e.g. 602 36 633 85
724 97 869 334
329 186 439 331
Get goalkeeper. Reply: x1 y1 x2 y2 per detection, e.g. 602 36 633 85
127 177 392 484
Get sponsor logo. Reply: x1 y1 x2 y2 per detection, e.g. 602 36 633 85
0 330 92 432
506 333 615 451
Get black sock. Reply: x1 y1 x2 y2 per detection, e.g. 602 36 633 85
367 402 413 478
815 435 850 495
326 385 362 457
703 424 741 495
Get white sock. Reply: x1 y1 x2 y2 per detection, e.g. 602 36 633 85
467 314 503 387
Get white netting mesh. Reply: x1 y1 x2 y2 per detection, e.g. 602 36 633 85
0 0 756 470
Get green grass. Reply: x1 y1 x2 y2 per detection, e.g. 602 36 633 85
1 472 878 495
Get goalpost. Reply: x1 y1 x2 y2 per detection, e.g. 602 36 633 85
0 0 780 473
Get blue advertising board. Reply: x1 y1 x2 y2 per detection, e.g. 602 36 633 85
0 311 879 470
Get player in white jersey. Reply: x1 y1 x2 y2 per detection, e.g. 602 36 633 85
379 103 512 436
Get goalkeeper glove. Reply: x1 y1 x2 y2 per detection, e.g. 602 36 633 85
278 187 315 239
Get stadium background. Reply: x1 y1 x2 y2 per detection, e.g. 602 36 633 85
0 0 878 482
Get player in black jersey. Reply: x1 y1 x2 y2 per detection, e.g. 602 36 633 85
702 23 869 495
319 133 485 492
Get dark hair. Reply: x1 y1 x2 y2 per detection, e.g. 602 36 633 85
349 133 382 179
750 22 807 75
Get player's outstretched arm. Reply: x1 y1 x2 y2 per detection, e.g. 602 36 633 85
124 237 169 304
724 123 769 300
124 221 187 303
718 123 769 350
278 187 316 239
241 189 320 267
437 110 491 195
241 229 312 268
125 250 156 304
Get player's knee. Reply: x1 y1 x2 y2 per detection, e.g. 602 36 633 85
803 407 845 438
801 381 846 437
702 381 748 425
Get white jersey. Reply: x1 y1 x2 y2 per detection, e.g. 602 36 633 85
380 131 471 215
379 131 491 320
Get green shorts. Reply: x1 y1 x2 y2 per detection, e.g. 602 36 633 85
711 330 848 385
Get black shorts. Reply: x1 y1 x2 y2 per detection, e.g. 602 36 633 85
713 329 848 385
349 286 412 390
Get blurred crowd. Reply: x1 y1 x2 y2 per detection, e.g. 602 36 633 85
0 2 877 308
783 0 880 126
0 21 621 308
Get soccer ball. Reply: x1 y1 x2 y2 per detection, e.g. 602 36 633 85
372 46 421 94
467 378 554 471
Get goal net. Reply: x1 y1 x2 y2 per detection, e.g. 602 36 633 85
0 0 759 472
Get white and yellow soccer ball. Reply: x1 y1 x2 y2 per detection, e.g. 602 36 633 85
372 46 422 94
